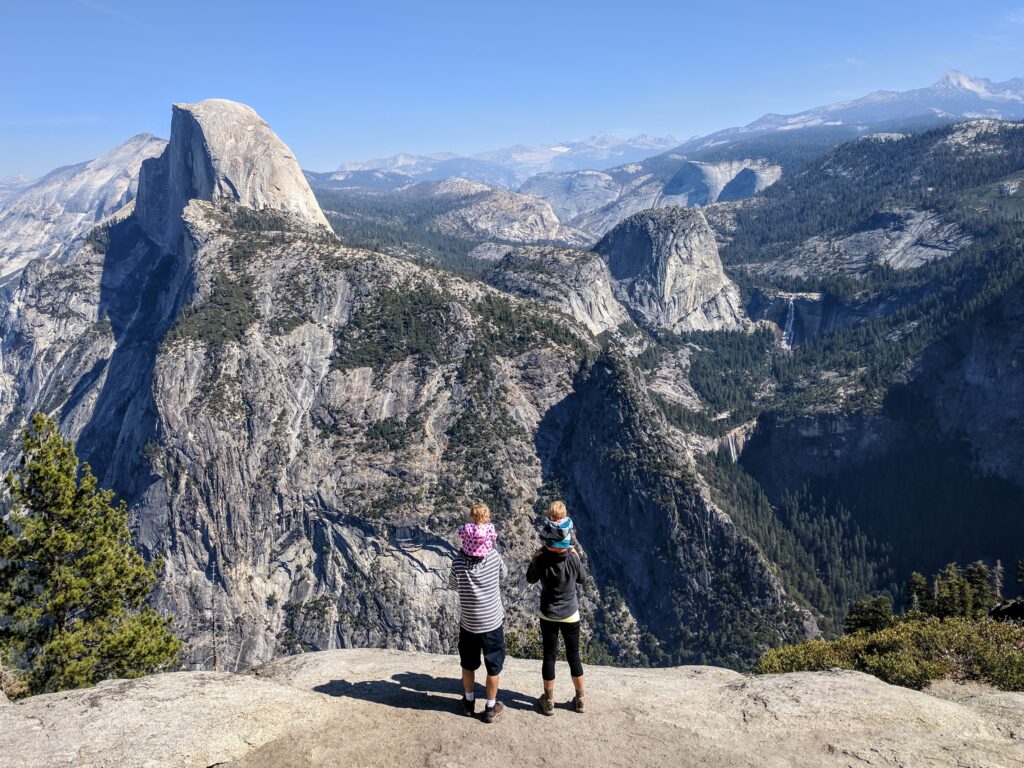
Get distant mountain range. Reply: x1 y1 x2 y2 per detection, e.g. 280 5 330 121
331 134 680 188
324 71 1024 192
675 70 1024 153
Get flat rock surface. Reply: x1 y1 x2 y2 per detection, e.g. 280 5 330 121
1 650 1022 768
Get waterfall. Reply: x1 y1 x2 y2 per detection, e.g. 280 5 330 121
727 432 738 463
781 297 796 349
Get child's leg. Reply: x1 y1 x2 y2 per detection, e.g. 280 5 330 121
458 628 480 698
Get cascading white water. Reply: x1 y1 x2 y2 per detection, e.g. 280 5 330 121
781 297 796 349
727 432 738 462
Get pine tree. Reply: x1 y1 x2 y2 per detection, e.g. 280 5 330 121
932 563 973 618
845 594 893 633
0 414 181 696
1018 560 1024 590
994 560 1004 602
965 561 995 616
907 571 931 614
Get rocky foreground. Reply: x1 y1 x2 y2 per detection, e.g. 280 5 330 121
1 650 1022 767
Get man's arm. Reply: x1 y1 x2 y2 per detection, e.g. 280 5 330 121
498 554 509 581
447 557 459 590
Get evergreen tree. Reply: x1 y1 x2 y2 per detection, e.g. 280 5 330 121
994 560 1004 602
845 595 893 633
932 563 973 619
1017 560 1024 590
0 414 181 697
965 561 995 616
907 571 931 614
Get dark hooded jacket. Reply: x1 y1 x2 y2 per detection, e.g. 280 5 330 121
526 548 585 620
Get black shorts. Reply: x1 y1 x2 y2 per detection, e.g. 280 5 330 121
458 625 505 676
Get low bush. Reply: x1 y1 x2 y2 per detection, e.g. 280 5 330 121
756 615 1024 691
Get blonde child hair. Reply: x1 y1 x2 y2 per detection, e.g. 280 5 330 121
469 502 491 524
548 500 567 520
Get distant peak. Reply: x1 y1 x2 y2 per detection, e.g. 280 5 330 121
936 70 990 94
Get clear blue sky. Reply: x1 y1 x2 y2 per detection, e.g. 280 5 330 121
2 0 1024 178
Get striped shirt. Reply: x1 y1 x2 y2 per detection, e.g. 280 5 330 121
447 550 508 633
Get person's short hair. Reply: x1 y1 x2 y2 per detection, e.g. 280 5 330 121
469 502 491 524
548 500 567 520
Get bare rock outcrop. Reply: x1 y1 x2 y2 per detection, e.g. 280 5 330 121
135 99 330 248
485 246 630 335
594 206 747 332
418 178 594 247
1 650 1021 768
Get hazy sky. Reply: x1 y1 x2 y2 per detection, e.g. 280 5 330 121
2 0 1024 178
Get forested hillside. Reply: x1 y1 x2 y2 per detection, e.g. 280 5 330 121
639 120 1024 632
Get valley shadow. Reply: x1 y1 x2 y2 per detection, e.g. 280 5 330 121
312 672 535 714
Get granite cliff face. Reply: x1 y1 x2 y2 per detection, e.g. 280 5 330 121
919 282 1024 489
417 178 592 246
0 100 808 670
135 99 330 249
594 207 747 332
485 246 630 335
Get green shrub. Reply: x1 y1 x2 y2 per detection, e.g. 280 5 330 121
757 616 1024 691
505 627 544 660
361 414 422 452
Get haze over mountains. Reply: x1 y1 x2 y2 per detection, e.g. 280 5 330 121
331 134 680 188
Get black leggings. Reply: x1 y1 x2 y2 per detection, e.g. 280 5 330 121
540 618 584 680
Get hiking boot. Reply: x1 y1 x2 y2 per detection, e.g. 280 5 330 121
573 692 586 713
482 701 505 723
460 696 475 716
537 692 554 716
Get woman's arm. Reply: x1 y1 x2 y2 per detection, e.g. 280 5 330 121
572 552 586 587
526 553 542 584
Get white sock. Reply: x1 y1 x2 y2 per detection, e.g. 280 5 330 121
464 691 474 701
486 698 496 709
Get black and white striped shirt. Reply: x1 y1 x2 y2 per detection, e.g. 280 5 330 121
447 550 508 633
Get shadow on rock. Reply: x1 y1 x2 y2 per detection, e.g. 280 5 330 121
313 672 536 714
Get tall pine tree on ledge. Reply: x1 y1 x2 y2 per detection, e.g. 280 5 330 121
0 413 181 698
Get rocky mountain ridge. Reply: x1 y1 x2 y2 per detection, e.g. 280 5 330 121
0 133 166 283
3 94 1024 681
521 157 782 236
